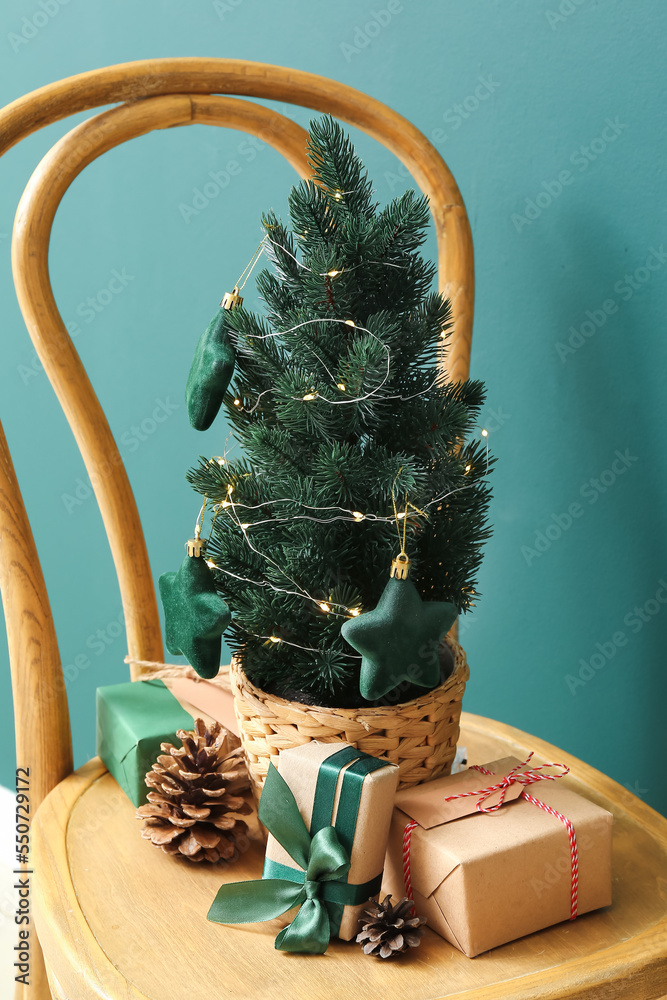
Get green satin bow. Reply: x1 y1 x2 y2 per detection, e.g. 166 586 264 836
208 762 367 954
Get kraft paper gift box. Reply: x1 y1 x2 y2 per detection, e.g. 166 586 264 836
208 741 399 950
265 742 400 940
383 755 613 957
96 676 238 806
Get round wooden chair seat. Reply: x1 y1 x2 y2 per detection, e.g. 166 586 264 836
33 714 667 1000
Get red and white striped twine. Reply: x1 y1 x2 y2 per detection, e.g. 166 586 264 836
402 819 418 913
471 763 494 776
402 752 579 920
522 790 579 919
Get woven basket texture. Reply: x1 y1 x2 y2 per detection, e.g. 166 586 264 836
229 639 469 795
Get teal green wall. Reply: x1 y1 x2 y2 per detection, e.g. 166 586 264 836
1 0 665 814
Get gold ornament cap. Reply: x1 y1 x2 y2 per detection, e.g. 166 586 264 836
390 552 411 580
221 286 243 311
185 537 205 558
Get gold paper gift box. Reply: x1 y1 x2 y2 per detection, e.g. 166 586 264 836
383 755 613 957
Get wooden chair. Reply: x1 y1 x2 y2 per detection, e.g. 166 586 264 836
1 59 665 1000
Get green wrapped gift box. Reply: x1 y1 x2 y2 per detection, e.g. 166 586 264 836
96 679 199 806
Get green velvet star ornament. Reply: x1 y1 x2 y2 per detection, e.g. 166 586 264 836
186 306 236 431
340 576 458 701
159 553 232 679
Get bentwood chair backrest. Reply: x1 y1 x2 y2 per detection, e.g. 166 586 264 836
0 56 474 801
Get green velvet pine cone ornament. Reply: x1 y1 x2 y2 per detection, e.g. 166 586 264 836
186 306 236 431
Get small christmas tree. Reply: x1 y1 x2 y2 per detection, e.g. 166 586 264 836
184 117 492 708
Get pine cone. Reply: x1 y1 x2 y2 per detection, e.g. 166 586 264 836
356 895 426 959
137 719 252 863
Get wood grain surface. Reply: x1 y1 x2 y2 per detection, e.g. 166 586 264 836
32 713 667 1000
0 421 73 1000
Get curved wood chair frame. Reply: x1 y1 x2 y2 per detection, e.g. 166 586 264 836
1 57 473 1000
0 422 72 1000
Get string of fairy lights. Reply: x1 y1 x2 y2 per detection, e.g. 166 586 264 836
192 219 490 648
235 315 450 415
232 232 451 414
199 430 489 646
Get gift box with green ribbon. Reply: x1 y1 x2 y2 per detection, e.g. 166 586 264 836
96 676 238 806
208 742 399 953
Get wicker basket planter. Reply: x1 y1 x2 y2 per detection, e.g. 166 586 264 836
229 638 469 798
